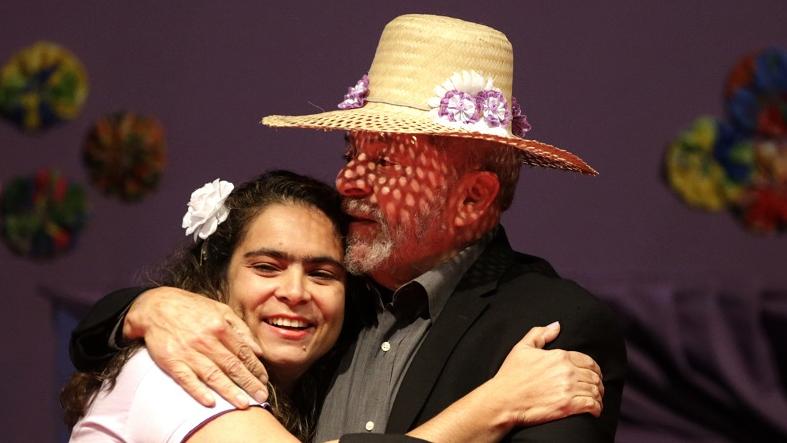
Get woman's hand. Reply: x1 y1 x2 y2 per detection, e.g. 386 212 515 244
407 322 604 443
123 287 269 409
489 321 604 427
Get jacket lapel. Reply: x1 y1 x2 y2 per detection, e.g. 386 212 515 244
386 228 516 432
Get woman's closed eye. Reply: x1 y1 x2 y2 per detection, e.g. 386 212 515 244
309 267 344 283
252 262 282 275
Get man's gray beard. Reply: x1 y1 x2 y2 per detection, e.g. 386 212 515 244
343 194 445 276
344 227 394 275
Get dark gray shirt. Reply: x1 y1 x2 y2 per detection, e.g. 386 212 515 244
314 236 491 441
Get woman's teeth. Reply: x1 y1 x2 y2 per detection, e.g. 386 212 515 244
266 317 310 329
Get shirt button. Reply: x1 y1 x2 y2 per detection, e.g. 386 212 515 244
365 421 375 431
381 341 391 352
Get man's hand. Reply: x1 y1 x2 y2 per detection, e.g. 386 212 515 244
489 322 604 427
123 287 269 409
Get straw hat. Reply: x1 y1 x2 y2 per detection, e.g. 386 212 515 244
262 14 597 175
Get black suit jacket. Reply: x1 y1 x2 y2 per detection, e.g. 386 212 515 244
342 229 627 442
70 229 626 442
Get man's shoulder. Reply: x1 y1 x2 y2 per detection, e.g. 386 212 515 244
485 249 624 346
497 250 595 303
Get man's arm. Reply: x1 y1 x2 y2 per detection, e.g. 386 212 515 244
69 287 146 372
502 298 628 442
69 286 270 409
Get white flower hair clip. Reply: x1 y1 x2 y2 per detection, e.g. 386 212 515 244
181 178 234 241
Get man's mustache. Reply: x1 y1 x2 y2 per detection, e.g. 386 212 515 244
343 199 384 224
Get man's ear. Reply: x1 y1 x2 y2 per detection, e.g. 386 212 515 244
452 171 500 228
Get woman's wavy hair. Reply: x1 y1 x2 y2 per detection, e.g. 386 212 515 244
61 170 350 441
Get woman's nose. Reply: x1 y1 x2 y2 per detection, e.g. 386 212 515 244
275 270 310 305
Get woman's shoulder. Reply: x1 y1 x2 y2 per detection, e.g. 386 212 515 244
69 348 174 442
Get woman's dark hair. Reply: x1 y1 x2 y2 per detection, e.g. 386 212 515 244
61 170 349 441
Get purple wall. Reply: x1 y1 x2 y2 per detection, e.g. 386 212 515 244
1 1 786 441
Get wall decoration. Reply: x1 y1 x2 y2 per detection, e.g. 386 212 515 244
664 48 787 234
0 41 89 132
0 169 88 259
83 111 167 201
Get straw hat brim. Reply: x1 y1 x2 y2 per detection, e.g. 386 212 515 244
261 102 598 175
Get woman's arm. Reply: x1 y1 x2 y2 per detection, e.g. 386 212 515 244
185 406 299 443
405 323 603 443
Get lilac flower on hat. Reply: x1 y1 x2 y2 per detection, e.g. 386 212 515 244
428 70 510 137
477 90 510 127
439 90 480 124
511 96 532 138
338 74 370 109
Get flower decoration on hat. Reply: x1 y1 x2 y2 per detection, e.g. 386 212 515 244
664 47 787 234
510 97 532 138
0 41 89 132
427 70 513 136
182 179 234 241
0 169 88 259
338 74 370 110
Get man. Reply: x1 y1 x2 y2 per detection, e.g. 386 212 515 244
71 14 626 441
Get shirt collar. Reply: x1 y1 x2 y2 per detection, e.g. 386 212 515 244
390 228 497 321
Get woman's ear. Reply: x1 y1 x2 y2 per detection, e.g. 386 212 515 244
452 171 500 228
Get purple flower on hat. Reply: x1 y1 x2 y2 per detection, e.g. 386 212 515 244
477 90 510 127
338 74 369 110
511 96 532 138
439 90 480 124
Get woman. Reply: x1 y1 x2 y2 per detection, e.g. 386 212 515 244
63 170 351 442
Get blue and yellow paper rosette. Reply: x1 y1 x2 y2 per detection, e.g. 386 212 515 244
0 41 89 132
664 48 787 233
83 112 167 201
0 169 88 259
665 116 746 212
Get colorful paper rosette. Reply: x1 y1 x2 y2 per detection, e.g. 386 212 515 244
0 169 88 259
724 48 787 139
665 117 746 211
664 48 787 234
0 42 89 132
83 112 167 201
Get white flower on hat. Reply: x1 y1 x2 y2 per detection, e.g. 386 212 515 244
181 179 234 241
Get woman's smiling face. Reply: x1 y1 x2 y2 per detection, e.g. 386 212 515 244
226 203 346 388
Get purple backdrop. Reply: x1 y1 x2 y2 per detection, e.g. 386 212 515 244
1 1 786 441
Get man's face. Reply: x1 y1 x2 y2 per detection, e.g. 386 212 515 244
336 132 460 277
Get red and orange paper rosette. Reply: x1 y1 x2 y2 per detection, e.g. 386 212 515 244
83 112 167 201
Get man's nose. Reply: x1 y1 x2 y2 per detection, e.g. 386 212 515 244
336 164 371 198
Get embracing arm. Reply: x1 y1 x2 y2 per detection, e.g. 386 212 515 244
340 323 605 443
405 323 603 443
69 287 145 372
70 286 270 409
